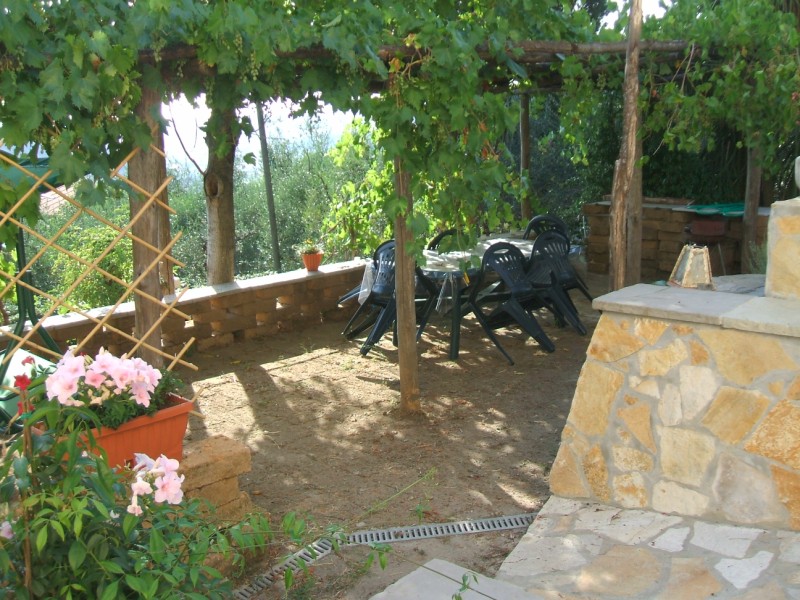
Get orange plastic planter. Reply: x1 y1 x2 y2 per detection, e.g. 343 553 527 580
91 394 193 467
301 252 323 272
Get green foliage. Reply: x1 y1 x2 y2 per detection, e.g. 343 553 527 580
49 204 133 312
644 0 800 171
0 380 272 598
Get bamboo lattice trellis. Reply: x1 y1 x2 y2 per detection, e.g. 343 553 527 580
0 148 196 374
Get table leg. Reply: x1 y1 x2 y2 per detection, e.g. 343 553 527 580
449 292 461 360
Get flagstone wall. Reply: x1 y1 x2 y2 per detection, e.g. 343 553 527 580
550 198 800 531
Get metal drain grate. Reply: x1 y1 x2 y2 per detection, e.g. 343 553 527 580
233 513 536 599
346 513 535 545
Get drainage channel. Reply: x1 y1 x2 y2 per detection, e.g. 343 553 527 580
233 513 536 599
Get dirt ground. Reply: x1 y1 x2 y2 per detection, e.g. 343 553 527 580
180 270 607 599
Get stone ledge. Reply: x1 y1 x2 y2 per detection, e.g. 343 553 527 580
593 284 800 338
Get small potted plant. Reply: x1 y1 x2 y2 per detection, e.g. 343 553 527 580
298 238 323 272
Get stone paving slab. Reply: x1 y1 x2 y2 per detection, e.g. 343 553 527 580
370 558 545 600
496 496 800 599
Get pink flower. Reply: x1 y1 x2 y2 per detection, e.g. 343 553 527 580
21 356 35 366
126 497 143 517
130 381 151 407
0 520 13 540
83 370 107 389
56 350 86 380
132 453 156 472
153 472 184 504
45 373 81 406
131 477 153 497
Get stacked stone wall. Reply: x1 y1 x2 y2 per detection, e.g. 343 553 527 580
550 312 800 530
583 201 769 280
1 261 365 358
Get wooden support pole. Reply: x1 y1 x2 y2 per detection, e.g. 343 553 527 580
520 93 533 222
128 85 166 367
609 0 642 291
393 157 421 414
742 147 762 273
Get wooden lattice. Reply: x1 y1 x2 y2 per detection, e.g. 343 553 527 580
0 148 196 373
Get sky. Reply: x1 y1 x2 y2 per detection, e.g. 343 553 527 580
163 0 669 170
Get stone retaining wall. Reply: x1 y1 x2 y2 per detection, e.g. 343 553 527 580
551 198 800 531
3 261 365 358
583 201 769 280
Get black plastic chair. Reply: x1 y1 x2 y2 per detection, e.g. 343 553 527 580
427 228 458 251
338 239 396 307
344 242 438 355
531 231 593 302
523 214 571 241
525 256 587 336
465 242 555 365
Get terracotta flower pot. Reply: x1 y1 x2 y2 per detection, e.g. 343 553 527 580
302 251 323 272
91 394 194 467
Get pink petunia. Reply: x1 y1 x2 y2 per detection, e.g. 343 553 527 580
130 381 151 407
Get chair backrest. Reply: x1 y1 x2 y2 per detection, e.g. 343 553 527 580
531 230 571 259
523 214 570 240
371 240 396 297
481 242 533 296
427 228 458 250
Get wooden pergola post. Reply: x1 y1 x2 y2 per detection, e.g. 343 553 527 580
520 93 533 222
128 85 167 367
609 0 643 291
393 156 422 414
742 147 762 272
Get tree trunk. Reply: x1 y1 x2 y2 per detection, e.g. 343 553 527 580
155 124 175 297
393 157 421 414
742 147 762 273
609 0 642 291
128 85 166 367
519 93 533 222
256 103 282 272
204 104 237 285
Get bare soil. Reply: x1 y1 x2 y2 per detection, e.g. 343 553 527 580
181 271 606 599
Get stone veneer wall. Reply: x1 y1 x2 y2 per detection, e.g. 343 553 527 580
1 261 365 357
550 198 800 531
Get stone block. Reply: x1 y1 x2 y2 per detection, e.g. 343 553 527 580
550 443 591 498
576 545 662 596
679 365 718 421
658 557 723 599
612 446 654 473
228 301 268 317
210 290 257 309
618 401 656 452
587 315 645 363
659 427 716 486
633 317 669 345
745 399 800 470
182 435 252 491
192 308 232 323
569 361 624 437
697 329 796 386
210 314 258 334
701 387 771 445
584 445 610 502
652 480 710 517
213 491 253 522
712 454 787 526
638 339 688 377
186 476 242 507
613 472 648 508
771 466 800 530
